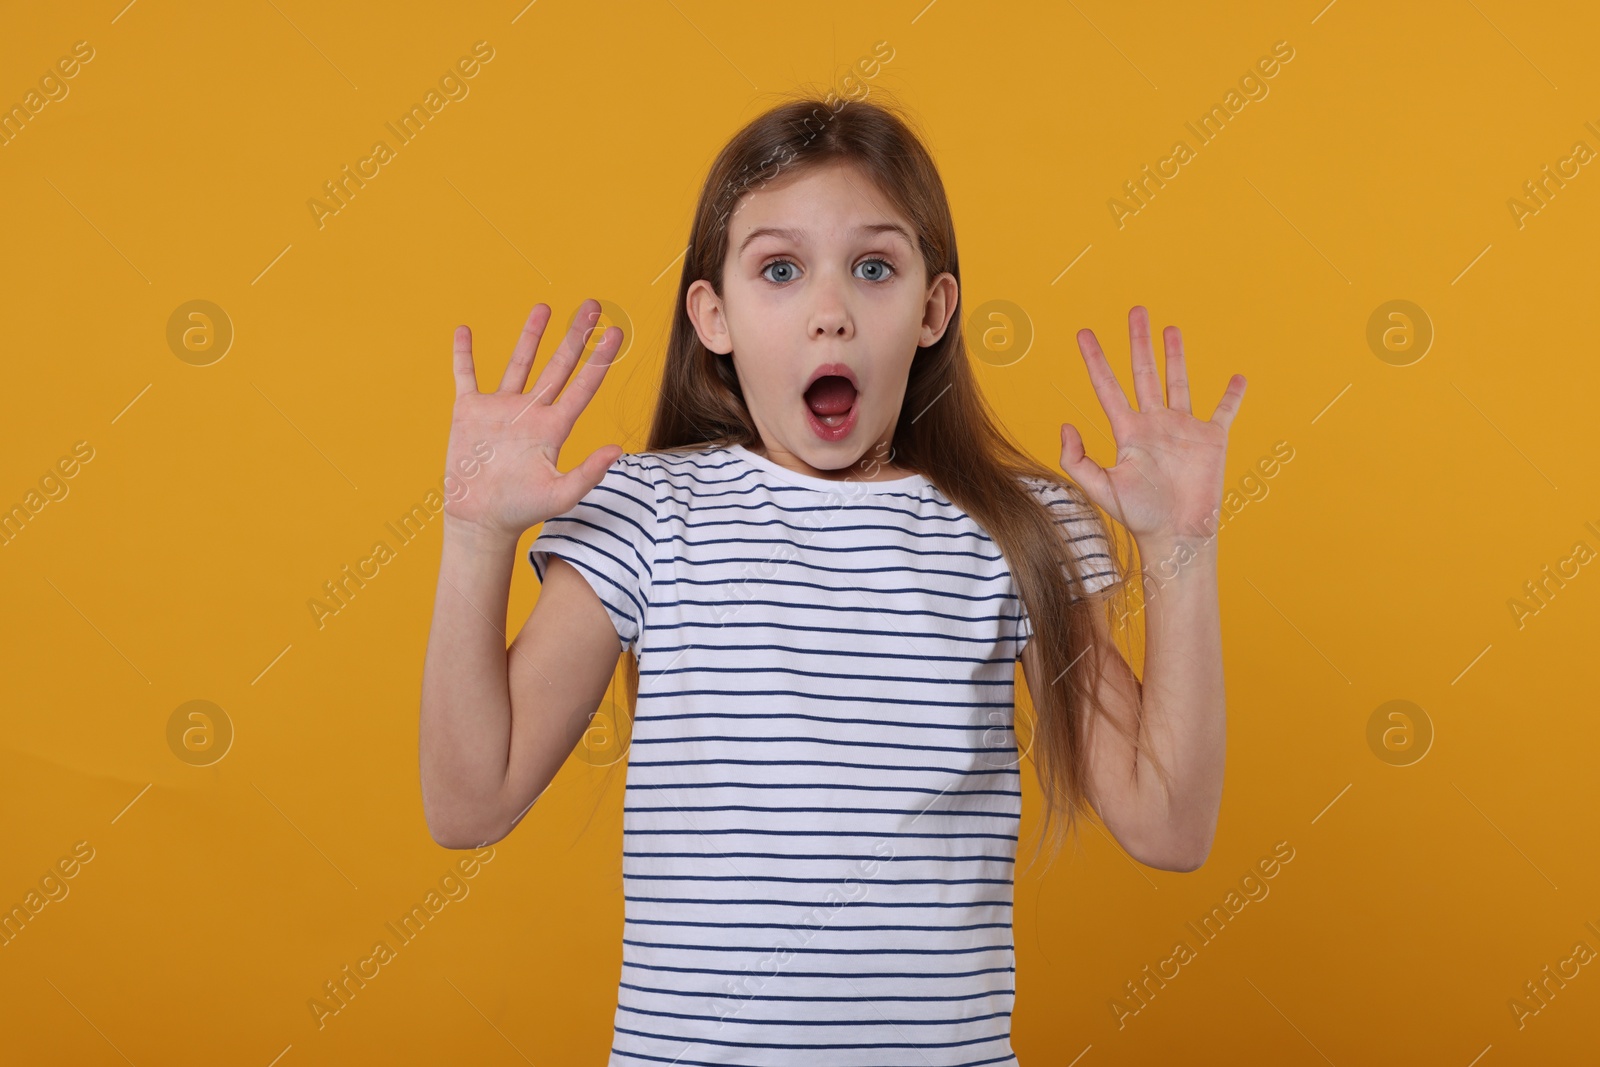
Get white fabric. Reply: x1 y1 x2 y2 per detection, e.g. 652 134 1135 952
529 444 1119 1066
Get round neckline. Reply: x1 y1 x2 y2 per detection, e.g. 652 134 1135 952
728 443 929 495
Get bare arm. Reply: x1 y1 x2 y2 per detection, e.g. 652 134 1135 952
417 299 629 849
420 523 622 848
1026 304 1245 871
1024 535 1224 872
1108 534 1224 869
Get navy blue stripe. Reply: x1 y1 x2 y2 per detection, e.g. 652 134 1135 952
634 710 1017 730
612 1022 1013 1053
623 897 1013 910
621 936 1012 953
543 495 653 569
626 757 1021 778
625 829 1020 841
647 594 1024 629
622 873 1013 886
529 537 643 625
629 734 1022 757
618 1001 1012 1026
628 780 1016 797
654 580 1023 607
623 850 1016 864
623 918 1013 932
672 510 1003 542
640 619 1018 645
619 979 1015 1002
656 463 937 509
622 959 1017 980
666 505 1101 542
639 672 1016 692
647 547 1111 580
641 642 1017 666
611 1049 1011 1067
624 803 1018 821
612 1049 1015 1067
634 690 1016 710
676 535 1016 564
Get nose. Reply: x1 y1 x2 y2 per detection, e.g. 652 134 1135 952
808 276 854 340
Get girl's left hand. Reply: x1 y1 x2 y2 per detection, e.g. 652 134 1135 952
1059 305 1246 544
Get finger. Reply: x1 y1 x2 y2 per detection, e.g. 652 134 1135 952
1209 374 1248 432
1075 327 1134 425
524 299 603 405
1163 325 1192 413
551 324 625 418
452 325 480 397
498 303 554 394
1127 305 1163 411
1059 422 1113 506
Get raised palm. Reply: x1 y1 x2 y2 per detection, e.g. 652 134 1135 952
443 299 625 538
1061 306 1246 543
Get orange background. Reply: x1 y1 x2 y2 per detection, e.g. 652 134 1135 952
3 1 1598 1063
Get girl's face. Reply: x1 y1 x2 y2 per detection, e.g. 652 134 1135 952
687 159 958 480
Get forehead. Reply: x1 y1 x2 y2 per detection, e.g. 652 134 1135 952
728 161 913 249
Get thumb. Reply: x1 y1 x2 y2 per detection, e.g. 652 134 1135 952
557 444 626 511
1059 423 1111 505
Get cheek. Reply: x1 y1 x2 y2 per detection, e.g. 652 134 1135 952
730 356 789 409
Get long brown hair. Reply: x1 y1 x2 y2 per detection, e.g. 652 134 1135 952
603 92 1167 869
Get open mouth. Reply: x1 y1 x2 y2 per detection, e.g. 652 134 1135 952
804 374 858 428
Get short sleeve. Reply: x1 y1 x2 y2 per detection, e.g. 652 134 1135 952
1016 477 1121 647
528 454 657 652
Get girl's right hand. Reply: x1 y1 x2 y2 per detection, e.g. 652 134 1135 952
442 299 626 540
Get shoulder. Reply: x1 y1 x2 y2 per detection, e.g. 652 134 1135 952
623 446 734 485
594 451 660 495
611 446 744 508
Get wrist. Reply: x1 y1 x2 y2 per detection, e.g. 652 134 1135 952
1133 511 1223 556
442 513 523 556
1134 530 1218 578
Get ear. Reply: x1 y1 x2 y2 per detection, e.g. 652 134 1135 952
918 271 959 348
686 279 733 355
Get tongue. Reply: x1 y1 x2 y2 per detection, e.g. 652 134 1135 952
805 375 857 416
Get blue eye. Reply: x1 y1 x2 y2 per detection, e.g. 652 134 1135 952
761 259 798 284
855 258 895 281
758 257 897 285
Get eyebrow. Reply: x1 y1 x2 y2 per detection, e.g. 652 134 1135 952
737 222 915 257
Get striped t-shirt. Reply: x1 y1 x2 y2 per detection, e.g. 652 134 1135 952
528 443 1119 1067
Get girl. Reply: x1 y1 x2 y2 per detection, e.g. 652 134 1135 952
420 95 1244 1066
